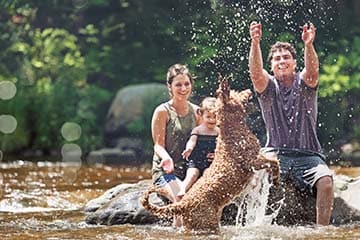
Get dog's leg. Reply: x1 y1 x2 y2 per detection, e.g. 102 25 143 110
252 154 280 185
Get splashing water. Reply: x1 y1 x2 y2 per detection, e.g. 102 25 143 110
233 169 282 227
190 0 338 95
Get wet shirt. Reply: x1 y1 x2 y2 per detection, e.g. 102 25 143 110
188 134 217 164
152 102 197 182
256 72 322 152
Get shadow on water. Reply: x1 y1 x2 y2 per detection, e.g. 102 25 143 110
0 160 360 239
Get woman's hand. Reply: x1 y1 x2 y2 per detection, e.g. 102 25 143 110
159 158 174 173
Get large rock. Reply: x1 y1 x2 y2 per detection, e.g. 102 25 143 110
105 83 168 139
84 175 360 226
86 83 168 165
85 180 165 225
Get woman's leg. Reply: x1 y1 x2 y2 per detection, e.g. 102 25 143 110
157 175 183 227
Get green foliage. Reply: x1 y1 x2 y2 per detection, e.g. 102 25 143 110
316 36 360 151
0 23 111 154
319 37 360 97
355 125 360 140
0 94 29 151
0 0 359 158
76 0 198 88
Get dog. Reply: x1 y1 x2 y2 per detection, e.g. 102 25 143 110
140 75 280 232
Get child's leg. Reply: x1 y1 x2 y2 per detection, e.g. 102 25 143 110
178 168 200 197
184 168 200 192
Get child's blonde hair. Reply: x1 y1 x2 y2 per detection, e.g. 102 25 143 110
197 97 217 115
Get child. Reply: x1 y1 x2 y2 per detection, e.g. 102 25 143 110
178 97 220 196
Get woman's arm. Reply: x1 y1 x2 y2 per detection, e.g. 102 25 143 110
151 105 173 173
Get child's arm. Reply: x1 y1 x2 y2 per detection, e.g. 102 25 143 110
182 129 198 160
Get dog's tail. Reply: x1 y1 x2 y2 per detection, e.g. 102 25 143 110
140 185 183 218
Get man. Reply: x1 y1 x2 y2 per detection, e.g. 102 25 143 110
248 21 333 225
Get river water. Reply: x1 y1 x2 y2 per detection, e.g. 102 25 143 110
0 160 359 240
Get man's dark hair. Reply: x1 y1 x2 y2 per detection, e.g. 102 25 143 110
267 41 297 65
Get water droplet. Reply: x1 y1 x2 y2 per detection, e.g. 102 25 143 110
61 122 82 142
61 143 82 163
0 81 17 100
0 115 17 134
62 167 79 184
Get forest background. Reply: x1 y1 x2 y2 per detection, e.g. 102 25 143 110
0 0 359 165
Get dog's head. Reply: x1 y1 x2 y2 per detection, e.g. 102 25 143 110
215 73 252 119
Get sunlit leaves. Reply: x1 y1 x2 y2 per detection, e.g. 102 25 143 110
10 28 84 78
320 37 360 97
0 18 111 153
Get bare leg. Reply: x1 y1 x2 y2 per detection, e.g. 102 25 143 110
162 178 182 202
160 178 183 227
178 168 200 197
315 175 333 225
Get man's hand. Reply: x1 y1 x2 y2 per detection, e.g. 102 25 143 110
250 21 262 44
302 23 316 46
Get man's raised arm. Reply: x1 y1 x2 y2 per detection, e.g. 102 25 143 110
301 23 319 88
249 21 269 93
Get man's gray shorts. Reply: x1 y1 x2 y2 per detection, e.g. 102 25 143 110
261 147 333 194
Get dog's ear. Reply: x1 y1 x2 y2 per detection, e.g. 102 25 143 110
216 73 230 102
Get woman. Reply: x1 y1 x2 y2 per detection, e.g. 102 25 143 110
151 63 200 204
